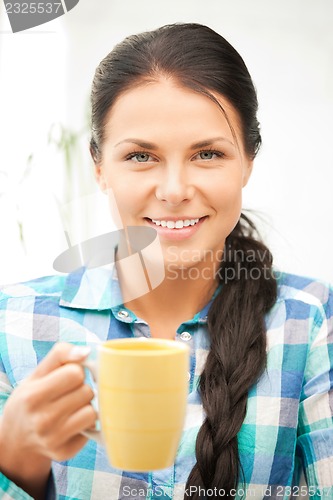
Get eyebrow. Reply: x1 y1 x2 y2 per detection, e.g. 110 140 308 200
114 136 234 149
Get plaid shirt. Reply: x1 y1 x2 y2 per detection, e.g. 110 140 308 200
0 266 332 500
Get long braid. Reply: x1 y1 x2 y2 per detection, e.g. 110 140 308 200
185 214 277 497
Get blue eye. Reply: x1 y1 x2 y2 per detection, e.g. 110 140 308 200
197 150 224 160
130 153 151 162
199 151 215 160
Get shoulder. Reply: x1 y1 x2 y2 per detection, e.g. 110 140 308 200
276 271 332 306
0 274 67 308
272 270 332 324
264 273 332 365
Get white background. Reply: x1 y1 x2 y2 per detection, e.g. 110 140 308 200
0 0 332 285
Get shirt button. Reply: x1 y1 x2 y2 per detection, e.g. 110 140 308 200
187 372 191 381
180 331 191 341
117 309 129 319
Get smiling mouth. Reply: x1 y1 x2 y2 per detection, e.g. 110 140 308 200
144 217 207 229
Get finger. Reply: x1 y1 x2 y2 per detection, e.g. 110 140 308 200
30 343 90 380
30 362 87 404
45 433 90 462
22 362 87 408
49 383 95 421
44 404 97 451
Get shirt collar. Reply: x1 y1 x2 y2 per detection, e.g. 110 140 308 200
59 264 121 311
60 264 221 324
184 283 221 324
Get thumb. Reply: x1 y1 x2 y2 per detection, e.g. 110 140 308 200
30 343 91 379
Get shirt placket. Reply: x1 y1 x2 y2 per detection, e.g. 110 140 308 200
149 325 196 500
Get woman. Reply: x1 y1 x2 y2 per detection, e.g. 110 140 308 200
0 23 332 500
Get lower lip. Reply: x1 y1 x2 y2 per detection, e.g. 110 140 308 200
144 217 207 241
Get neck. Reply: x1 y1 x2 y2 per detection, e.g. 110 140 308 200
119 260 219 330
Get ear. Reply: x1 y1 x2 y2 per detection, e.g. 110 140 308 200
93 162 108 193
242 159 253 187
90 144 107 193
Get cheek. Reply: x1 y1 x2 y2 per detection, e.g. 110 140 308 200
103 174 137 227
209 176 243 214
107 182 142 224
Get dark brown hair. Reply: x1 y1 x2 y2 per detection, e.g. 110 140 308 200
90 23 277 498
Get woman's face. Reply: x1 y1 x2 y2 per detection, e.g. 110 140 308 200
95 79 253 270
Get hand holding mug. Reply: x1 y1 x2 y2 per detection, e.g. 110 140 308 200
0 343 96 499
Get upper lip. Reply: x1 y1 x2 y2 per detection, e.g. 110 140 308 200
145 216 206 221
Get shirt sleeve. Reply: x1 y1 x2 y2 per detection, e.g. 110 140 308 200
296 286 333 499
0 356 34 499
0 328 57 499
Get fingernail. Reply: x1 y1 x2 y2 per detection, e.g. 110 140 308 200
68 346 91 360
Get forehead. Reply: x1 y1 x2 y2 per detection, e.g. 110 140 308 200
104 79 244 147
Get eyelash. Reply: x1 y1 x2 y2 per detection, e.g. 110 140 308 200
125 151 154 162
124 149 225 162
196 149 225 160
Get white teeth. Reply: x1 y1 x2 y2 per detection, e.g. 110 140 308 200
151 218 200 229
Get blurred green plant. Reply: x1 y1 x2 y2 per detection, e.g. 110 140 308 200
4 100 93 252
46 102 94 240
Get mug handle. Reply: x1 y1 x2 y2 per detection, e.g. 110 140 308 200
81 357 104 446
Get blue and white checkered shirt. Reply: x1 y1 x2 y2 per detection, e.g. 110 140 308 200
0 266 332 499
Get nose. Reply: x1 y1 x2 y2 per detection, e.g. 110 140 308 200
155 164 195 206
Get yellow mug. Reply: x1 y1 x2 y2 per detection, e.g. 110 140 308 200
84 338 190 471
